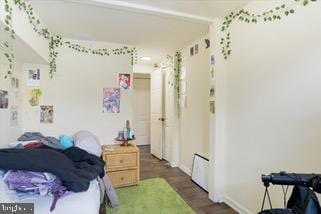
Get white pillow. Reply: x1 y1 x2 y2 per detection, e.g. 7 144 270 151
73 131 102 157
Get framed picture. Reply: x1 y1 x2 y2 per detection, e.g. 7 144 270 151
191 153 209 192
118 73 131 90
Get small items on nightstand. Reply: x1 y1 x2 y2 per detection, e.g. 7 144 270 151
115 120 135 146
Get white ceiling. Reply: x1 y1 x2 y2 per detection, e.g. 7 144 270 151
28 0 250 65
117 0 251 19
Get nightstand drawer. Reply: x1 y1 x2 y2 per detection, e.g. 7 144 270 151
106 153 137 170
108 169 137 187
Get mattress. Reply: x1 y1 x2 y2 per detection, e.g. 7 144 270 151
0 177 101 214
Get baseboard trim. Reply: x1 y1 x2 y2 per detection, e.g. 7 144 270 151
179 164 191 176
170 161 179 168
223 195 253 214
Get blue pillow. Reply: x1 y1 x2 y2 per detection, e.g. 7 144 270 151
59 135 74 149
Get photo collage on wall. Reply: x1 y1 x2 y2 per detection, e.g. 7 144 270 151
10 106 18 127
178 66 187 108
1 74 21 126
208 37 216 115
25 68 54 124
0 90 9 109
102 73 131 113
190 43 200 57
11 77 20 98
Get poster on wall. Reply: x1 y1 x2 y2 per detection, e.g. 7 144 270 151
210 67 215 80
210 101 215 114
210 87 215 98
29 89 42 107
103 88 120 113
190 47 194 56
194 44 199 55
10 106 18 126
11 77 19 89
118 73 131 90
40 105 54 124
0 90 9 109
27 68 40 86
205 38 210 49
210 55 215 65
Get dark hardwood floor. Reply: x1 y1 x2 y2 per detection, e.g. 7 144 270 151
139 145 237 214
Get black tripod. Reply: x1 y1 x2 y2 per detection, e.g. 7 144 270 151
260 172 321 214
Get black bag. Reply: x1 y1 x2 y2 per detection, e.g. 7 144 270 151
287 186 321 214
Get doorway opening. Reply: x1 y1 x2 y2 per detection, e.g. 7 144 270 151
132 73 151 146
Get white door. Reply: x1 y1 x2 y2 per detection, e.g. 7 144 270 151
133 76 150 145
163 64 179 165
150 68 163 159
162 66 173 161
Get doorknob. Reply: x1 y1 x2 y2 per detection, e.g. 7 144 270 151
158 118 165 122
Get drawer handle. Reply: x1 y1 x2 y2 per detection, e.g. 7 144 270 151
120 160 124 163
121 177 124 180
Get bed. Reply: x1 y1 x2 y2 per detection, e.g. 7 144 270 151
0 176 101 214
0 131 118 213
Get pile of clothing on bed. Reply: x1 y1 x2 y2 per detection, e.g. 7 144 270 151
0 131 119 212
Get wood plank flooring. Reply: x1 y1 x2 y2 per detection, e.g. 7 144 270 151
139 145 237 214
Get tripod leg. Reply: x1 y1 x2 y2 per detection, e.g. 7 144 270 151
261 187 273 211
266 188 273 209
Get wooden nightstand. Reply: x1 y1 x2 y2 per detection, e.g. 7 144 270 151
102 144 140 188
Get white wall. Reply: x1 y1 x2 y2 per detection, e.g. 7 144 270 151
133 63 154 74
209 18 227 203
21 39 133 144
179 35 210 174
0 59 22 147
212 0 321 213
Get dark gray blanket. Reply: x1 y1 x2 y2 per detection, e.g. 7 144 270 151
0 146 105 192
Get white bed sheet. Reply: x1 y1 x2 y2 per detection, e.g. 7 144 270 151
0 178 101 214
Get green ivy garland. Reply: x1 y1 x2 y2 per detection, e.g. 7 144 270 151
1 0 137 79
174 51 182 112
14 0 50 39
221 0 318 59
65 41 137 65
49 36 63 78
3 0 15 79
